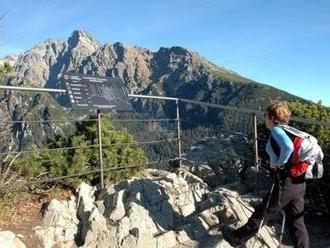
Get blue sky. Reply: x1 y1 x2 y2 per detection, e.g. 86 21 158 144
0 0 329 106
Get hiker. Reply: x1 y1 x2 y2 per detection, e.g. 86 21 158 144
224 101 309 248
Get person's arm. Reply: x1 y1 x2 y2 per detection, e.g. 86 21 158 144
266 141 277 164
271 126 294 167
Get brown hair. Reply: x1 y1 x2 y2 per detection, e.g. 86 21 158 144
265 101 291 125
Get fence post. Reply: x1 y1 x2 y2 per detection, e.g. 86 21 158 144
176 99 182 167
97 110 104 189
253 113 259 190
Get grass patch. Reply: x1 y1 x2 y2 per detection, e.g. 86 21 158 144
0 189 28 224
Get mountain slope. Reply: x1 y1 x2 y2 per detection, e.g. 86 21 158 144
0 29 309 149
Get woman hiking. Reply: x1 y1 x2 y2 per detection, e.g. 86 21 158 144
223 101 309 248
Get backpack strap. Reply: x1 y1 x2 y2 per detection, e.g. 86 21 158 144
289 136 309 177
291 136 304 164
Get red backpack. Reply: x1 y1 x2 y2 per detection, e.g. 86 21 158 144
279 125 324 179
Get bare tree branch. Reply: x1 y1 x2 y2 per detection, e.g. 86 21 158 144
0 11 9 22
1 152 21 185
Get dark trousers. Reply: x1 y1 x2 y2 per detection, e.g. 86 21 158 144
235 174 309 248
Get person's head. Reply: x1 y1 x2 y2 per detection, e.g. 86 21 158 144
265 101 291 129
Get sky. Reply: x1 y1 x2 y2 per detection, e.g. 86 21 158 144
0 0 329 106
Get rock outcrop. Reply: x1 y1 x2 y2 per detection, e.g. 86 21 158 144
9 30 100 88
183 133 254 187
0 231 26 248
35 169 281 248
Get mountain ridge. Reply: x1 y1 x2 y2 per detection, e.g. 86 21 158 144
2 30 306 102
1 30 253 85
0 29 308 135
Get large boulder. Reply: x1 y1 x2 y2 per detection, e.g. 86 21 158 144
79 170 211 248
34 197 79 248
0 231 26 248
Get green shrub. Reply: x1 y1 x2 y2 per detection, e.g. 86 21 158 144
10 115 147 187
0 62 11 84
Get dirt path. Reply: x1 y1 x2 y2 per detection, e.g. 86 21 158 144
0 197 43 247
0 190 72 248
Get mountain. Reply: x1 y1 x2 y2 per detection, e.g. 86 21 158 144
0 30 308 153
6 30 305 104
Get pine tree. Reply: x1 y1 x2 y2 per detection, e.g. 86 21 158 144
10 115 148 187
0 62 11 84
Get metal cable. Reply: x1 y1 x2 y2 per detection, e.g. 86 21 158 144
0 160 168 189
111 118 176 123
0 118 176 125
0 138 179 156
0 119 99 124
179 98 330 127
9 129 176 139
180 119 250 138
0 85 329 127
0 144 99 156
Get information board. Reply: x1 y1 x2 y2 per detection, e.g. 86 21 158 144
61 73 133 111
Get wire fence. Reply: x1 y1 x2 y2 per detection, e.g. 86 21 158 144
0 91 183 190
0 138 179 156
0 86 330 215
0 161 169 191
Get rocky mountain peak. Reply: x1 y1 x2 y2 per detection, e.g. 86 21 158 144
157 46 191 57
113 41 126 48
67 29 101 50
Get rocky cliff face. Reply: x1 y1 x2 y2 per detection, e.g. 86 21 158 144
0 86 73 155
9 30 100 88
